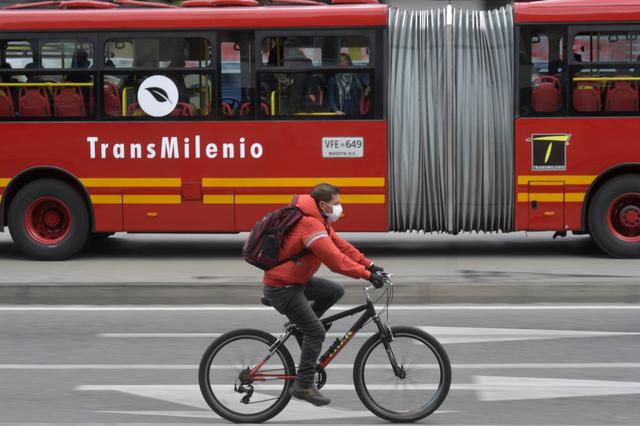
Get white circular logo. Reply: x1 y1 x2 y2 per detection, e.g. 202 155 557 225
137 75 179 117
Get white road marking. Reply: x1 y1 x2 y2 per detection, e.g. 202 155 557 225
98 326 640 345
2 304 640 311
4 362 640 370
77 385 377 421
78 376 640 403
474 375 640 401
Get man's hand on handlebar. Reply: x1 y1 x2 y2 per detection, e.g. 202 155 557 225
368 272 386 289
368 263 384 274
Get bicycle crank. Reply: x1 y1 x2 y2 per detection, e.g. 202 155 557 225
315 367 327 389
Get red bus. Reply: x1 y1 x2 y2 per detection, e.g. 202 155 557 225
0 0 639 259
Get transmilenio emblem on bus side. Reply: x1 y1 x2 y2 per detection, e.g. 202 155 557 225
527 134 571 172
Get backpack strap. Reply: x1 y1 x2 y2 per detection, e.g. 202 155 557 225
277 248 311 267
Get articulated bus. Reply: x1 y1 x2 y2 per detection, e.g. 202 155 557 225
0 0 639 259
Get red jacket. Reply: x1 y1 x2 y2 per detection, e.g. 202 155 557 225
263 194 373 287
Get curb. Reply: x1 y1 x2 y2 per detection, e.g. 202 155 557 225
1 282 639 305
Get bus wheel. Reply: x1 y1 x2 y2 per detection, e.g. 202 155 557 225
8 179 89 260
588 174 640 258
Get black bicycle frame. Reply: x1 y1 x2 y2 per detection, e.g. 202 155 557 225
249 297 403 382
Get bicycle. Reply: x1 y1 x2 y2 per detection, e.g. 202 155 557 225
198 273 451 423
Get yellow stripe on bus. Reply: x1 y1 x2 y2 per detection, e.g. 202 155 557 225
81 178 182 188
517 193 585 203
573 77 640 82
202 177 385 188
90 195 122 204
203 195 235 204
0 82 93 87
0 178 10 187
236 194 385 204
517 175 596 185
123 195 182 204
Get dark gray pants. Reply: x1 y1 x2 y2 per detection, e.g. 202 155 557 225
263 277 345 387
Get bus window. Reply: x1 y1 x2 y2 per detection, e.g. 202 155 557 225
104 37 211 69
570 29 640 115
1 40 33 70
260 35 370 67
103 36 212 119
103 72 212 118
41 40 94 69
220 34 255 119
258 33 374 118
0 39 94 119
518 25 567 117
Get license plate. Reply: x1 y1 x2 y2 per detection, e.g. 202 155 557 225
322 137 364 158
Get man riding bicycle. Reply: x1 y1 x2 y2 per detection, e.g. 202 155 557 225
262 183 386 406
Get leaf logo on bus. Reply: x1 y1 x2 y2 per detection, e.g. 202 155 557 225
145 87 172 104
137 75 179 118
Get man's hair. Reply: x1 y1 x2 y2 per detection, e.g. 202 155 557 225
311 183 340 204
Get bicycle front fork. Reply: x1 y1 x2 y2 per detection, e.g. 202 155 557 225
373 315 406 379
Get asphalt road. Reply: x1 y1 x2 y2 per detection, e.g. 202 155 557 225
1 305 639 425
1 232 640 304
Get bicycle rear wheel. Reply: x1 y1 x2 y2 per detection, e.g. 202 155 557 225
198 329 296 423
353 326 451 422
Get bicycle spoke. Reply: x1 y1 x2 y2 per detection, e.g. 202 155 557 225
361 333 445 414
201 334 291 418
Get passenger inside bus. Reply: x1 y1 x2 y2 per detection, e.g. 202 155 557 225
282 38 321 114
328 53 370 116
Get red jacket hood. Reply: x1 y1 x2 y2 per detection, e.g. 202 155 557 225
296 194 325 223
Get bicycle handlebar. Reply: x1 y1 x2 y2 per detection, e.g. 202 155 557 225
364 272 393 301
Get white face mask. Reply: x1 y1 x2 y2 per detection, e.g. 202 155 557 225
324 203 343 223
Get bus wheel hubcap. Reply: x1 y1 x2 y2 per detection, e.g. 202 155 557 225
607 193 640 242
25 197 72 245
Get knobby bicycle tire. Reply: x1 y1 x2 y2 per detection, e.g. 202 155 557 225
353 326 451 422
198 328 296 423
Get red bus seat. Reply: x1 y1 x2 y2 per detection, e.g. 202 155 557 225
531 76 562 113
605 80 638 112
222 102 234 116
18 87 51 117
171 102 194 116
104 81 121 116
53 86 86 117
127 101 194 117
239 101 270 116
573 81 601 112
0 87 15 117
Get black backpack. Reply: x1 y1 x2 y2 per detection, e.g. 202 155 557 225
242 196 309 270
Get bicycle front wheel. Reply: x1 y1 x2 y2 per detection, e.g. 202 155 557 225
198 329 296 423
353 326 451 422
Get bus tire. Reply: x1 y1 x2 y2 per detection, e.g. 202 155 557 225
588 174 640 258
8 179 90 260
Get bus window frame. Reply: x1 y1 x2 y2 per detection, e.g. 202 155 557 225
568 23 640 117
217 31 255 121
254 27 382 121
0 31 98 121
98 30 216 121
515 23 569 118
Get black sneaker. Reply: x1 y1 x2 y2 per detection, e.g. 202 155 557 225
289 381 331 406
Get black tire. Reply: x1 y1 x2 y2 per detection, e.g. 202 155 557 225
8 179 90 260
353 326 451 423
199 329 295 424
588 174 640 258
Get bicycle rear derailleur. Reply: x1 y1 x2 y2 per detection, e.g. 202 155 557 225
235 367 255 404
